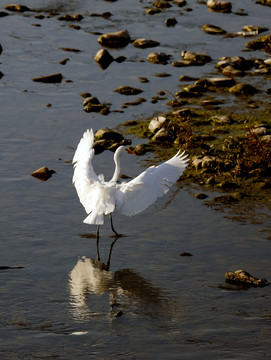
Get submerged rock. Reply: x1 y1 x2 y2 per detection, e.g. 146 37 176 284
31 167 55 181
225 270 269 287
98 30 131 48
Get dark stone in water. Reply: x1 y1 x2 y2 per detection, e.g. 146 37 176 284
31 167 55 181
179 252 193 256
32 73 63 83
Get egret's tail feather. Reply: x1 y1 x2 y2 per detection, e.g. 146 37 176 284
83 212 104 225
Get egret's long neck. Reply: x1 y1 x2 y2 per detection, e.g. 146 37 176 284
110 147 122 182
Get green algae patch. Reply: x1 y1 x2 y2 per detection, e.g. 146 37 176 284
123 108 271 201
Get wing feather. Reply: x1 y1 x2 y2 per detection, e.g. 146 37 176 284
115 151 189 216
72 129 99 213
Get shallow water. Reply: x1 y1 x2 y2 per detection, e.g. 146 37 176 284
1 0 271 359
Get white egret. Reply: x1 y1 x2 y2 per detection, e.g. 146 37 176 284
72 128 189 237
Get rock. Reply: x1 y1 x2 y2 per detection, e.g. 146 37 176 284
152 0 172 8
179 252 193 256
206 0 232 13
229 83 259 95
145 8 162 14
132 39 160 48
98 30 131 48
165 17 178 26
211 115 232 125
256 0 271 7
83 97 100 106
222 65 245 77
242 25 269 34
179 75 199 82
93 140 109 154
173 0 187 7
59 58 69 65
201 24 227 35
122 98 146 107
211 195 238 204
5 4 31 12
83 97 110 114
251 126 270 136
148 116 167 132
61 47 81 53
114 86 143 95
202 77 236 88
94 49 114 69
113 310 123 318
147 52 171 65
192 156 222 170
152 128 171 141
58 14 83 21
225 270 269 287
181 51 212 64
195 193 208 199
31 167 55 181
132 144 149 156
95 128 124 142
32 73 63 83
246 34 271 53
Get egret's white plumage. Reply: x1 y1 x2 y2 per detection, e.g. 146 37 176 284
72 128 189 235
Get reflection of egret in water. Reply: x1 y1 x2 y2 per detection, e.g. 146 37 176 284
69 239 174 321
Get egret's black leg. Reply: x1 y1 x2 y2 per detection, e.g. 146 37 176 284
96 225 100 261
110 213 119 237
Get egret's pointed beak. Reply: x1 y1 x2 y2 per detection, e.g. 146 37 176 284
126 148 136 155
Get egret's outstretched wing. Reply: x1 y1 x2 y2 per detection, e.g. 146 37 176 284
115 151 189 216
72 129 99 212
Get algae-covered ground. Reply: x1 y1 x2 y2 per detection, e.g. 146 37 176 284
122 108 271 205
